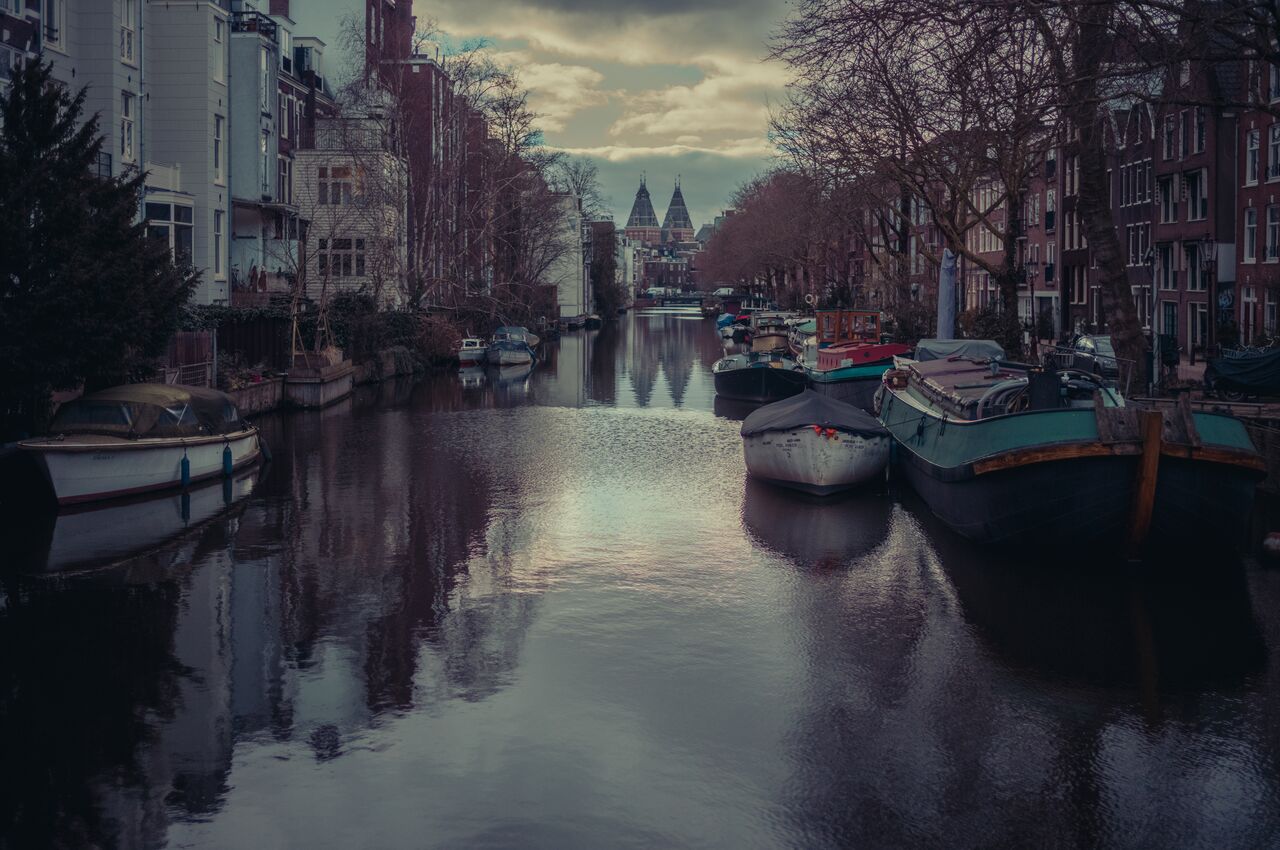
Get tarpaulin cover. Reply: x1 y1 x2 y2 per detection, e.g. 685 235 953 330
1207 348 1280 391
717 313 737 328
914 339 1005 362
741 389 888 438
794 319 817 335
50 384 246 439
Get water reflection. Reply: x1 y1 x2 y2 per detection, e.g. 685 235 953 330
741 478 892 568
10 471 259 574
0 315 1278 848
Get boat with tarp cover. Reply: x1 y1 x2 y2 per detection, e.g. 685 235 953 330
741 390 890 495
875 340 1265 551
20 384 262 505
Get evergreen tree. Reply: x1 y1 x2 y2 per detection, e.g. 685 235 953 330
0 60 197 438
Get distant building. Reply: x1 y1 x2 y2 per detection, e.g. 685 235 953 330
661 178 696 244
624 176 663 246
548 194 589 320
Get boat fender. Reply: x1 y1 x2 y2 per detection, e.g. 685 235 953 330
222 443 233 477
915 416 926 442
180 449 191 489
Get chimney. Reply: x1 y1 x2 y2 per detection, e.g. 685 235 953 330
269 0 291 17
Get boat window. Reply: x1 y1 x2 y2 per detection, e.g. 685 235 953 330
159 403 199 429
51 401 133 431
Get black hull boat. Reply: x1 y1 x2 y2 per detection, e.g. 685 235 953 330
877 343 1265 554
713 353 806 403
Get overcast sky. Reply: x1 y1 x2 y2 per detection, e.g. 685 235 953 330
289 0 790 228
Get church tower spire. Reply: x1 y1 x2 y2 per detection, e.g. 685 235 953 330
624 175 662 245
661 177 695 244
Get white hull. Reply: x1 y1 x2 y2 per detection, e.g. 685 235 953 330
487 348 534 365
743 427 889 495
23 429 261 505
459 349 486 365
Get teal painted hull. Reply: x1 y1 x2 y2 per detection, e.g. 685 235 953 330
805 363 892 411
878 387 1262 551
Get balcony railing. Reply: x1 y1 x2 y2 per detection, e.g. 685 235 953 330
230 11 278 44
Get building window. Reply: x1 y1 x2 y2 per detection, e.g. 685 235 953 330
1269 206 1280 261
1158 243 1175 290
261 130 271 195
1158 176 1177 223
1267 290 1278 336
260 47 270 112
120 0 135 63
214 209 224 277
1272 65 1280 102
1194 107 1205 153
1185 243 1204 291
1248 129 1261 184
213 115 224 183
1270 125 1280 181
1162 301 1178 337
279 94 288 139
316 238 366 278
145 202 194 267
1185 169 1208 221
1180 111 1190 158
120 92 134 163
278 156 291 205
1245 207 1258 263
1163 115 1176 160
1191 302 1208 349
43 0 64 49
214 17 226 83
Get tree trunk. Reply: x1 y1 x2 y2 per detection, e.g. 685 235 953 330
1066 2 1147 388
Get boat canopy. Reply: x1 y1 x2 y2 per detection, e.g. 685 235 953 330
49 384 245 439
741 389 888 438
795 319 817 335
914 339 1005 362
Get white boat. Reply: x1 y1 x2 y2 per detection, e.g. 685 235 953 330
20 384 262 506
458 337 487 366
740 389 890 495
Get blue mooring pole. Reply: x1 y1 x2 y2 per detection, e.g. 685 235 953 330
180 451 191 489
222 443 233 477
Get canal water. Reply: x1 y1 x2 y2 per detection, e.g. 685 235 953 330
2 314 1280 849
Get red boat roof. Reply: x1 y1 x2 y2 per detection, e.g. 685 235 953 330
816 341 911 370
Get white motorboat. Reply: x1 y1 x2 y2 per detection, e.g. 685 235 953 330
20 384 262 505
740 389 890 495
458 337 487 366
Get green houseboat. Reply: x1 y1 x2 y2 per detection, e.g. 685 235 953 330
875 343 1265 553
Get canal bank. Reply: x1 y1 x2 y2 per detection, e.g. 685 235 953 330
3 313 1280 849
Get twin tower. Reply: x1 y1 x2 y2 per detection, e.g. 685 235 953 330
624 176 695 247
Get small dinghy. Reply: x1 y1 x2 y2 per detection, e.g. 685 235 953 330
740 390 890 495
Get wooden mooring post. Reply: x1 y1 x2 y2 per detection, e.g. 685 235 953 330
1127 409 1165 558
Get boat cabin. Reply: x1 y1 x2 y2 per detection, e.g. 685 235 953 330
815 310 883 346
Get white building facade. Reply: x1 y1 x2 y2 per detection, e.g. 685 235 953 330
294 110 409 309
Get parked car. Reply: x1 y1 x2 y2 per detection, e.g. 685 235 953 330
712 287 737 297
1066 334 1121 379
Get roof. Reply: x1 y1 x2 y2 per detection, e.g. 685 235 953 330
626 178 660 229
662 180 694 232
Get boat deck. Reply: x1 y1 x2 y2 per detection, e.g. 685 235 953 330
904 359 1030 420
